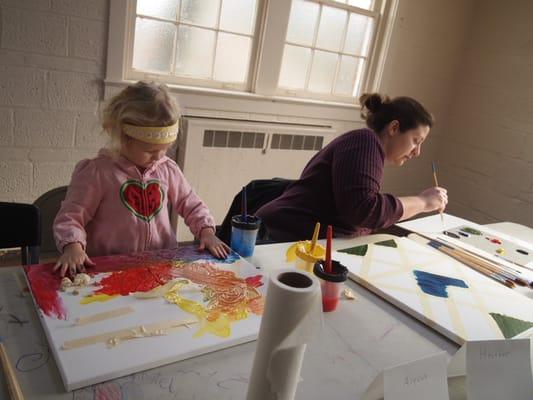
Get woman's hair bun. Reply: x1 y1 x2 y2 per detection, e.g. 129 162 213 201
359 93 386 113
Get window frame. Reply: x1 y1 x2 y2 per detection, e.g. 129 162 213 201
106 0 398 108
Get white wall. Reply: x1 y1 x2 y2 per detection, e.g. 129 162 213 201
0 0 108 203
5 0 515 229
437 0 533 226
379 0 475 197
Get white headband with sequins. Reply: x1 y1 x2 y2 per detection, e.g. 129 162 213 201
122 121 179 144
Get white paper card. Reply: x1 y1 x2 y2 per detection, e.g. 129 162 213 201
466 339 533 400
383 352 449 400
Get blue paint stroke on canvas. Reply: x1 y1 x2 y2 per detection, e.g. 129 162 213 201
126 247 240 264
413 270 468 298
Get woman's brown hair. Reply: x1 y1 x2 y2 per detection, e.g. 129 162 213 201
359 93 433 133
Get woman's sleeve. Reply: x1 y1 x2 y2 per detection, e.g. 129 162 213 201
168 166 216 238
331 137 403 229
53 160 103 252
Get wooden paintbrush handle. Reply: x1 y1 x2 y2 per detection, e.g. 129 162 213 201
0 342 24 400
439 247 514 288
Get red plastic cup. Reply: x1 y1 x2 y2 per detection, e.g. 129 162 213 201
313 260 348 312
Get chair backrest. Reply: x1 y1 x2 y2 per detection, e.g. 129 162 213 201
217 178 295 245
34 186 68 255
0 202 41 265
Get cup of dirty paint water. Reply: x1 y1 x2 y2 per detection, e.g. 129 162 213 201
230 215 261 257
313 260 348 312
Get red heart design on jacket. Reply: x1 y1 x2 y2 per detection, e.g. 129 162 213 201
120 180 164 221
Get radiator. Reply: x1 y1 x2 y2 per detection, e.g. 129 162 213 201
174 117 337 242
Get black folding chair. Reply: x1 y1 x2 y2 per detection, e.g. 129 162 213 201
0 202 41 265
34 186 67 255
217 178 295 245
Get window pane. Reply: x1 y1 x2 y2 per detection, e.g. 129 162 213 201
219 0 257 35
308 50 338 93
352 58 366 96
348 0 374 10
213 32 251 82
286 0 319 46
334 55 363 96
344 13 374 56
180 0 219 28
278 45 311 89
137 0 180 20
132 18 175 73
175 25 215 77
316 6 348 52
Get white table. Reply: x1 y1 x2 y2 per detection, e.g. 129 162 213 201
5 229 520 399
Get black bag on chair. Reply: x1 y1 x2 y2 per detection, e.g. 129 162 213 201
217 178 294 245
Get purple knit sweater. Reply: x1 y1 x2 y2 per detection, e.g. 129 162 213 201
256 128 403 242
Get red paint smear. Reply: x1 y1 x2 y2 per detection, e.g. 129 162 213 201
95 382 122 400
95 262 178 296
245 275 263 288
24 264 66 320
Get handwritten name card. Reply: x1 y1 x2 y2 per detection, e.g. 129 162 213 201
383 352 449 400
466 339 533 400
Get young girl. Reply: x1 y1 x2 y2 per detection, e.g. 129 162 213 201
53 81 229 277
256 93 448 242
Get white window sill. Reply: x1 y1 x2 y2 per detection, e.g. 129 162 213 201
103 79 363 124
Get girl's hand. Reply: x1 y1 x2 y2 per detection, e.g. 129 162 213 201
419 186 448 213
53 242 96 277
198 228 230 259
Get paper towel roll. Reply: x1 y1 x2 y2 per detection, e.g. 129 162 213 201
247 268 322 400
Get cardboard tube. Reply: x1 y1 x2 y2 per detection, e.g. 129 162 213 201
247 269 321 400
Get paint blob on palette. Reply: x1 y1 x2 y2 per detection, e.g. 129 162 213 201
334 235 533 344
23 247 264 391
446 225 533 267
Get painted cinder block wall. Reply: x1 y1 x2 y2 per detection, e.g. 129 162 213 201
0 0 108 204
437 0 533 226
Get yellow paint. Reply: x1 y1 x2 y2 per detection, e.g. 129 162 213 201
80 294 118 304
164 281 252 338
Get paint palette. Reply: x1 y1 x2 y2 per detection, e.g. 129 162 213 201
334 235 533 344
445 225 533 267
24 247 265 391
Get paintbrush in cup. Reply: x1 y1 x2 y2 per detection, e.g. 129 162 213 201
326 225 333 274
310 222 320 255
241 186 247 223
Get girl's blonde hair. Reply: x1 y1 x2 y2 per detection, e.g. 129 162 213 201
102 81 180 153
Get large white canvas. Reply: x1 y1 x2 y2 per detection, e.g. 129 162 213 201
24 248 265 391
334 234 533 344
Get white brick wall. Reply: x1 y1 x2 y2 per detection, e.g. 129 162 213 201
438 0 533 226
0 0 107 203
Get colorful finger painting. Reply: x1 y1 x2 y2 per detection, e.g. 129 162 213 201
333 234 533 344
413 270 468 298
23 246 264 391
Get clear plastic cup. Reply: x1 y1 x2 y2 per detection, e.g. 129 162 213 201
313 260 348 312
230 215 261 257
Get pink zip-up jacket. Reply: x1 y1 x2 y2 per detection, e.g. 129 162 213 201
54 149 215 257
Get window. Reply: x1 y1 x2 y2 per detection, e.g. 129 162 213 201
107 0 397 105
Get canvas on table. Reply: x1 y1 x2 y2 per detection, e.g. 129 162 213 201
23 247 265 391
334 234 533 344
